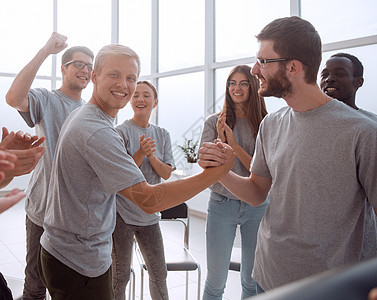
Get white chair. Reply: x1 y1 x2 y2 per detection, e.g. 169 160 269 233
128 266 135 300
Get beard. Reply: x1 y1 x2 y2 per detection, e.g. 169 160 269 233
258 65 293 98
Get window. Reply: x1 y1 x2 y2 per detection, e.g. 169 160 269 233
215 0 290 62
119 0 152 76
56 0 111 77
302 0 377 44
158 72 204 168
0 0 52 75
159 0 204 72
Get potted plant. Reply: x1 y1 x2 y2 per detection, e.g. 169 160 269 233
179 138 199 163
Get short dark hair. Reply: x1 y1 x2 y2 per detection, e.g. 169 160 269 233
61 46 94 65
256 16 322 84
330 53 364 77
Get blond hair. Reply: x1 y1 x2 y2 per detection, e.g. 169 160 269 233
94 44 140 75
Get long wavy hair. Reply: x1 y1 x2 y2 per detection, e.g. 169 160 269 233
222 65 267 138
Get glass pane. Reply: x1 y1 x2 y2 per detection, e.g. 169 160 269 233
302 0 377 44
116 102 135 125
119 0 151 76
215 67 233 114
158 72 204 169
159 0 204 72
81 81 93 103
215 0 290 62
320 44 377 114
0 0 52 75
56 0 111 74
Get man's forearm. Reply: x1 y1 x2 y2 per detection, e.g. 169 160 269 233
220 171 270 207
6 48 49 111
126 163 231 214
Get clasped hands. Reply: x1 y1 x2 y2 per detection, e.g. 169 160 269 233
0 127 45 214
0 127 45 182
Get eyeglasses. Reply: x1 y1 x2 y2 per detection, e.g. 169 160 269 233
255 57 294 69
227 80 250 89
64 60 93 72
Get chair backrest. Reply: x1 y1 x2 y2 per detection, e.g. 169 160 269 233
160 202 190 248
161 202 188 219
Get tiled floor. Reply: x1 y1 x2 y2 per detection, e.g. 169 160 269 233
0 199 243 300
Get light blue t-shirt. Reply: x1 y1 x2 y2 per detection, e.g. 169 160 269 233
115 119 175 226
19 88 85 226
41 104 145 277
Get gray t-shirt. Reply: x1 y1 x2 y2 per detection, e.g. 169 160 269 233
357 108 377 259
200 114 255 199
19 88 85 226
115 119 175 226
251 100 377 291
40 104 145 277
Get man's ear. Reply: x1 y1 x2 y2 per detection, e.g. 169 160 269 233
354 77 364 90
91 70 97 84
288 59 303 78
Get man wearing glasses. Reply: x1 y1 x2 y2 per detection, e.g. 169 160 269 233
6 32 94 300
199 16 377 294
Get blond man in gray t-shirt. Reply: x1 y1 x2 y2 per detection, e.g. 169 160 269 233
38 44 235 299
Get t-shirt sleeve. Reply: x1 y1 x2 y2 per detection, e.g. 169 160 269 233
356 127 377 207
163 130 175 169
250 119 272 179
20 88 50 127
200 115 218 146
85 127 146 195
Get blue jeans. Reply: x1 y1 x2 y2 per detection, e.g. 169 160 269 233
256 283 265 294
203 192 269 300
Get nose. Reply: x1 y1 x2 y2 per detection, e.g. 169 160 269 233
325 74 336 83
116 76 129 89
251 62 260 76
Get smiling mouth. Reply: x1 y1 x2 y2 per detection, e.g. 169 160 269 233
325 87 337 93
112 91 126 97
77 76 88 80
